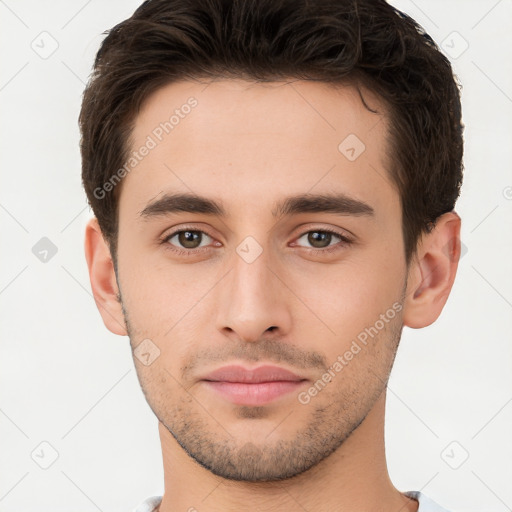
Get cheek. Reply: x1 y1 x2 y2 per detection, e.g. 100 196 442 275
118 261 221 363
117 243 192 319
289 256 404 343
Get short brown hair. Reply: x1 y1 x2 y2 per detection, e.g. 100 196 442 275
79 0 464 268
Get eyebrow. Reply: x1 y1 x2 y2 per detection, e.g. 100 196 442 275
139 192 374 220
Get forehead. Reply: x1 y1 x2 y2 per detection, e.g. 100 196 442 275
121 78 397 219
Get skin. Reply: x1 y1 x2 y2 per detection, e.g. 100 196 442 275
85 78 461 512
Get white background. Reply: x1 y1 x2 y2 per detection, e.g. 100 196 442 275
0 1 511 511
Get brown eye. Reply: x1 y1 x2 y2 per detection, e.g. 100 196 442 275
164 230 213 250
295 229 349 250
306 231 334 248
178 230 202 249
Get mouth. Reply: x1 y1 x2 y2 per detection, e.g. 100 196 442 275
201 364 309 406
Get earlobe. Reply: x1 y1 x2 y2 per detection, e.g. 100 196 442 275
84 217 128 336
402 212 461 329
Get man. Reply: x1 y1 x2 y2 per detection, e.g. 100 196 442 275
80 0 464 510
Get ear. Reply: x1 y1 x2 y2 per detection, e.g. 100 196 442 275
402 211 462 329
84 217 127 336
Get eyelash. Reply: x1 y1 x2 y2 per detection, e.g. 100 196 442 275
160 225 353 257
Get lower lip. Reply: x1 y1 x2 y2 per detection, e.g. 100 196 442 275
203 380 307 406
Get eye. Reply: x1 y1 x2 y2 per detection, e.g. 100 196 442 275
293 228 352 252
162 228 216 255
160 226 352 258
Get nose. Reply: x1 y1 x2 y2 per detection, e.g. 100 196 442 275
215 244 292 343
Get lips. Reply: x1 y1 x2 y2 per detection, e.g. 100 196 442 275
202 364 306 383
201 364 308 406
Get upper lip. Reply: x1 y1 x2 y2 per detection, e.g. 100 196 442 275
202 364 307 383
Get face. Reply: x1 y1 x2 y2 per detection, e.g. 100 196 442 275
115 79 408 481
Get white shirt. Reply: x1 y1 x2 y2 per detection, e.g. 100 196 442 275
133 491 451 511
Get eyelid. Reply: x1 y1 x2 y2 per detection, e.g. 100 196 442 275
292 227 352 247
161 225 217 249
294 223 354 241
160 224 354 254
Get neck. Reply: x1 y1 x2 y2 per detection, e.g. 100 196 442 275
157 389 418 512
